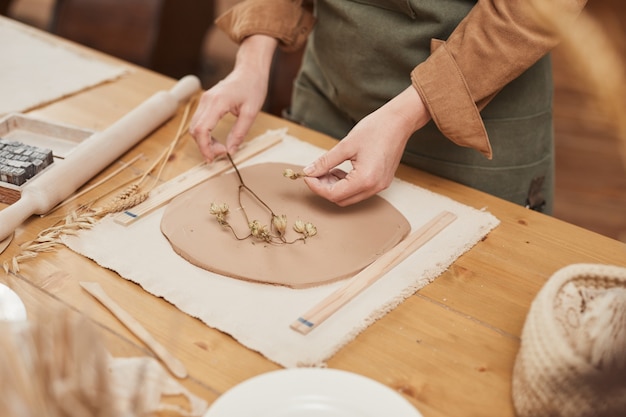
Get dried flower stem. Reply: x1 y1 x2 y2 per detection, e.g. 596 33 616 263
210 155 317 245
227 153 275 217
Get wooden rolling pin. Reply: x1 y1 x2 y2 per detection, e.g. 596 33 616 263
0 75 201 241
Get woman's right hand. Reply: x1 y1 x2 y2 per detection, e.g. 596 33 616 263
190 35 278 162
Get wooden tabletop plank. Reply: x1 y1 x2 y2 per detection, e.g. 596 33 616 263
328 293 520 416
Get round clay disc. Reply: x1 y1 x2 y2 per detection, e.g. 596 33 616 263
161 162 410 288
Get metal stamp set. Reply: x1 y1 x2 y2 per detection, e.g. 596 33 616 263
0 138 54 186
0 113 93 205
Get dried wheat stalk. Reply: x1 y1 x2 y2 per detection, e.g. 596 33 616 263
0 308 146 417
3 100 195 274
0 304 207 416
529 0 626 162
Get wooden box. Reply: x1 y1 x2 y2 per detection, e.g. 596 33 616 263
0 113 93 205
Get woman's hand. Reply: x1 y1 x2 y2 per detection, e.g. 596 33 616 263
190 35 278 162
303 86 431 206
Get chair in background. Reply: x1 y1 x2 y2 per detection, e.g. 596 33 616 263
49 0 214 80
0 0 14 15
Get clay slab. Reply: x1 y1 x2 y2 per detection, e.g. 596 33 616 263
161 163 411 288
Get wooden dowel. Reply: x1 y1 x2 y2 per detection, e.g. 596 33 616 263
290 211 457 335
0 233 12 255
80 281 188 379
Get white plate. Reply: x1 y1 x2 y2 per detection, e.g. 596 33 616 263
0 283 27 321
204 368 423 417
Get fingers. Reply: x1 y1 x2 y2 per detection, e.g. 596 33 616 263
304 179 376 207
304 168 383 207
189 93 228 162
303 141 354 178
189 77 264 162
303 139 386 205
225 106 258 155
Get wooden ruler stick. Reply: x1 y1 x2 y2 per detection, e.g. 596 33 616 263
290 210 457 335
80 281 188 379
113 131 283 226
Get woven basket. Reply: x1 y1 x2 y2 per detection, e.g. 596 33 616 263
512 263 626 417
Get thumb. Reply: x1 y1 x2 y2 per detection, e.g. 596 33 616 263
303 144 352 177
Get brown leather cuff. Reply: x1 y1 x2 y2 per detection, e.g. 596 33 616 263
216 0 315 53
411 40 493 159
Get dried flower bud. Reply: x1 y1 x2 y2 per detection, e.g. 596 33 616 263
294 220 317 238
272 214 288 236
249 220 271 241
293 220 306 234
210 202 229 215
210 202 230 225
283 168 304 180
249 220 261 235
304 222 317 237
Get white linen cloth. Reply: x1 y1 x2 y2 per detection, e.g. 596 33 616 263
63 130 500 367
0 18 128 116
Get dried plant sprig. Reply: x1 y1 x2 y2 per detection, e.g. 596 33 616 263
110 184 140 203
209 202 230 225
4 99 196 274
249 220 272 242
305 222 317 237
527 0 626 163
96 191 150 216
209 156 318 246
293 220 317 238
0 308 151 417
283 168 305 180
3 302 209 415
4 187 147 274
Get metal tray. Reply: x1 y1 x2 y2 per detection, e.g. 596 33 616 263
0 113 93 204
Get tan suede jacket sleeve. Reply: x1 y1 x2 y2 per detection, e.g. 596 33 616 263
410 1 586 158
216 0 586 159
215 0 314 53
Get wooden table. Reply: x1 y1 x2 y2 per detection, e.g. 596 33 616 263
2 18 625 417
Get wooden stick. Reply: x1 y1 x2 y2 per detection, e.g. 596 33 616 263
0 233 12 255
79 281 188 379
112 131 283 226
136 99 194 190
290 211 457 335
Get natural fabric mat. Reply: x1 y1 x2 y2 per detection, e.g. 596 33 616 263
63 130 500 367
0 17 128 117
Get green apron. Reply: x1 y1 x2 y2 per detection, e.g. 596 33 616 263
286 0 554 212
